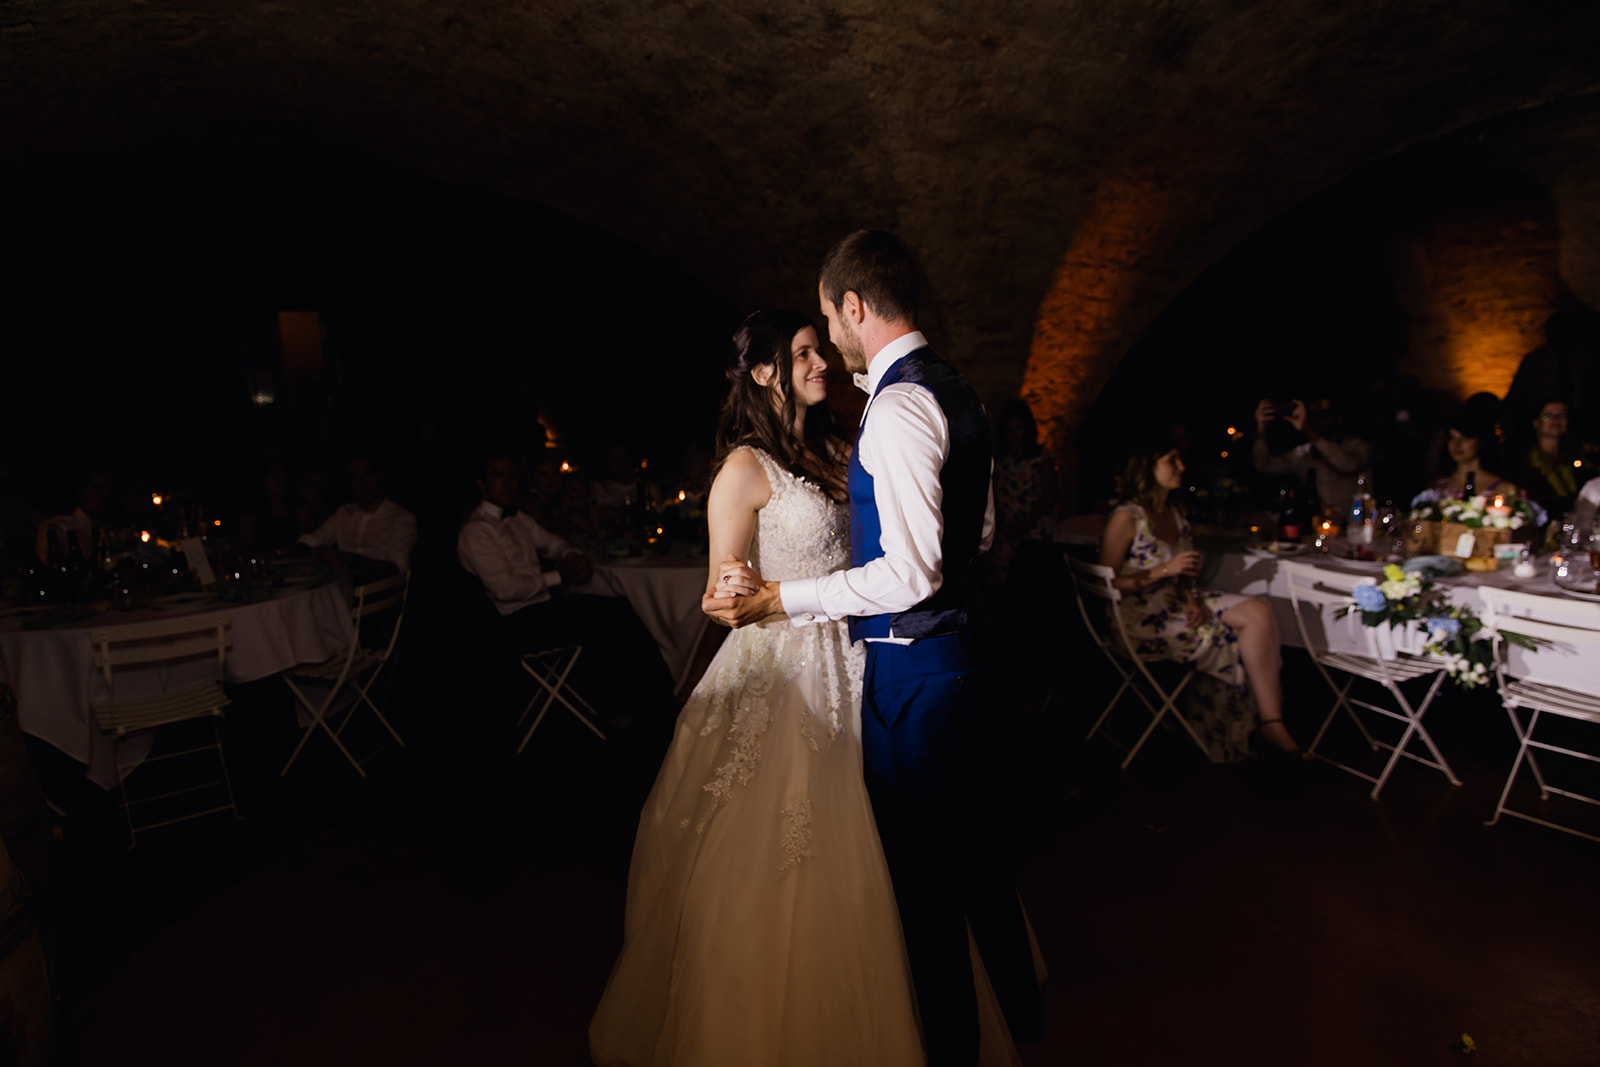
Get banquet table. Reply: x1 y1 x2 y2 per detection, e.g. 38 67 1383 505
1207 549 1600 692
0 580 353 787
574 554 716 694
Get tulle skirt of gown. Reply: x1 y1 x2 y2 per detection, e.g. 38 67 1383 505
588 616 924 1067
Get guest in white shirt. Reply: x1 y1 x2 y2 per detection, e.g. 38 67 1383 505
459 455 594 614
297 457 417 576
35 469 112 563
458 452 673 725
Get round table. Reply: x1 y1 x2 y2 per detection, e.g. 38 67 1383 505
574 555 714 693
0 581 353 787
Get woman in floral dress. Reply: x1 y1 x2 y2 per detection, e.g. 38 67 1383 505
1098 437 1304 762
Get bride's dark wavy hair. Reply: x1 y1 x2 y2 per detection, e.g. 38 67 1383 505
713 309 848 501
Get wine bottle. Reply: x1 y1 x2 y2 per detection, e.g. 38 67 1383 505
1303 469 1323 528
1462 469 1476 498
65 530 89 604
1278 485 1302 543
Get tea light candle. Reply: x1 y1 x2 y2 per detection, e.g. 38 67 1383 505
1487 494 1512 518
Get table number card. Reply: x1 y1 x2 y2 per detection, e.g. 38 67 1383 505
181 537 217 587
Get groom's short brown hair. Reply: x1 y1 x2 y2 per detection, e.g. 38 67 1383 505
819 230 920 325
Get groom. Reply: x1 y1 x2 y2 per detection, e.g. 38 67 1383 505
706 230 1042 1063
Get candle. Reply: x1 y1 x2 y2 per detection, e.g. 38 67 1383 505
152 493 163 507
1487 494 1512 519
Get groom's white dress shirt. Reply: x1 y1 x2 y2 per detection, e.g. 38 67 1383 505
458 500 574 615
779 330 994 634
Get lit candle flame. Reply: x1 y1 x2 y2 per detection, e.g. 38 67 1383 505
1220 450 1229 459
1493 494 1506 509
152 494 163 506
140 531 151 543
560 462 571 473
213 519 221 527
677 490 686 502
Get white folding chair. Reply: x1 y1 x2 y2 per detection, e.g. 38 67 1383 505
1478 586 1600 843
1280 561 1459 799
281 572 411 779
515 646 605 754
89 613 239 846
1066 556 1209 769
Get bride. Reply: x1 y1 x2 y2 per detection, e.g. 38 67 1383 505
589 310 1037 1066
588 309 924 1065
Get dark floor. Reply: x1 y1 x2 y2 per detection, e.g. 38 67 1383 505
23 625 1600 1067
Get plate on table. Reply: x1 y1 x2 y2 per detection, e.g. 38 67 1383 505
150 592 219 610
1552 582 1600 602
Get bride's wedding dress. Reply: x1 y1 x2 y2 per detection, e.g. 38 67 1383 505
588 448 1028 1067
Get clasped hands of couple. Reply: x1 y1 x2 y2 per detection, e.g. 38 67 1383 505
701 553 777 628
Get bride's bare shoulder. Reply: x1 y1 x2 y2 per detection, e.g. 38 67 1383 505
709 447 773 510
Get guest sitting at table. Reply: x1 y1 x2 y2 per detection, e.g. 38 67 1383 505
295 455 417 577
1513 399 1589 518
459 450 673 723
1100 435 1305 762
1430 398 1519 501
35 467 113 564
239 457 311 555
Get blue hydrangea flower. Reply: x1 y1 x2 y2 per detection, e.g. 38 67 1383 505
1354 584 1388 612
1427 616 1462 639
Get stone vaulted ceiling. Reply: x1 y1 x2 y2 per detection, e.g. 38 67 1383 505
5 1 1600 449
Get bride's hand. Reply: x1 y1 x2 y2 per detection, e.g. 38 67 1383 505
716 554 761 597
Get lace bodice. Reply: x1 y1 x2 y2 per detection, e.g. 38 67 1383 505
744 448 850 581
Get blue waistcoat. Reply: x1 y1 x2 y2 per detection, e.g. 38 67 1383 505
848 348 992 643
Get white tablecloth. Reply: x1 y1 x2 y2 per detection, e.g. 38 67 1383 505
575 556 713 692
1208 552 1600 692
0 581 353 787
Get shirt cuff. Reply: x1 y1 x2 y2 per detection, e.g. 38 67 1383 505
778 578 828 625
544 570 563 591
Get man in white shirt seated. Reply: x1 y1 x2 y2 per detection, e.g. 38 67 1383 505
297 457 417 577
35 468 112 563
459 451 673 727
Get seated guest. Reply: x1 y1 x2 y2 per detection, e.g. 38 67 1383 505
590 441 661 534
1431 399 1518 501
240 457 310 555
1100 436 1304 762
1515 400 1587 518
459 451 673 722
297 456 417 576
35 467 112 563
1253 395 1374 508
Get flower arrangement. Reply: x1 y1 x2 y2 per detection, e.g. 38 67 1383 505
1341 564 1536 687
1407 489 1547 531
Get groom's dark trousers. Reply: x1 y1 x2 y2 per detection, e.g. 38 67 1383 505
849 350 1043 1064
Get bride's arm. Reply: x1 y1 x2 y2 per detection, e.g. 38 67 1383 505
703 449 771 597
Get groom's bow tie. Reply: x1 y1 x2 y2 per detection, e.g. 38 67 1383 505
852 372 871 394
